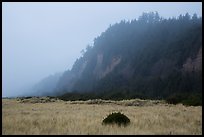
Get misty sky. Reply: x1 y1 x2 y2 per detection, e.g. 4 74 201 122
2 2 202 97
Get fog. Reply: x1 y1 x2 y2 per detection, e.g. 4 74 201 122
2 2 202 97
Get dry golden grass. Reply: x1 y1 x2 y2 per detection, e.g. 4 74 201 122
2 98 202 135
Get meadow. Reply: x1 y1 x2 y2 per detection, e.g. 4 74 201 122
2 97 202 135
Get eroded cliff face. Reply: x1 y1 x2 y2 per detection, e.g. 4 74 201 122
56 52 122 92
101 56 121 78
183 47 202 72
93 53 103 79
78 61 88 77
93 53 122 79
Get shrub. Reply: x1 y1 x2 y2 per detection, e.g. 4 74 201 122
24 96 33 99
102 112 130 126
181 94 202 106
166 93 202 106
166 94 182 105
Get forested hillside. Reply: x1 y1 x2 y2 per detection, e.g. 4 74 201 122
54 12 202 105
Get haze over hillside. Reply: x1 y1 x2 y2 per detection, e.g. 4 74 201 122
13 12 202 106
2 2 202 98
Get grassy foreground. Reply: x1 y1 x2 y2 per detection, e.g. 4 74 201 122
2 97 202 135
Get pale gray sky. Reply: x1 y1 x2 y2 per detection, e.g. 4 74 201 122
2 2 202 97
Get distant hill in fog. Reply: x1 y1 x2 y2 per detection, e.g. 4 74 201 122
23 72 63 97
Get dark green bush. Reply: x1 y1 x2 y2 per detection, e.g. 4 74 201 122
166 94 183 105
181 94 202 106
166 93 202 106
102 112 130 126
24 96 33 99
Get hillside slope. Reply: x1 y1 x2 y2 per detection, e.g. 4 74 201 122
55 12 202 102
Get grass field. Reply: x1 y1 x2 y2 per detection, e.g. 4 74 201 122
2 98 202 135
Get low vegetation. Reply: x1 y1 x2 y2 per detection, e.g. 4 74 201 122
58 92 202 107
16 96 58 103
166 93 202 106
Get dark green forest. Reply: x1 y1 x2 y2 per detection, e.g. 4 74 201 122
55 12 202 106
